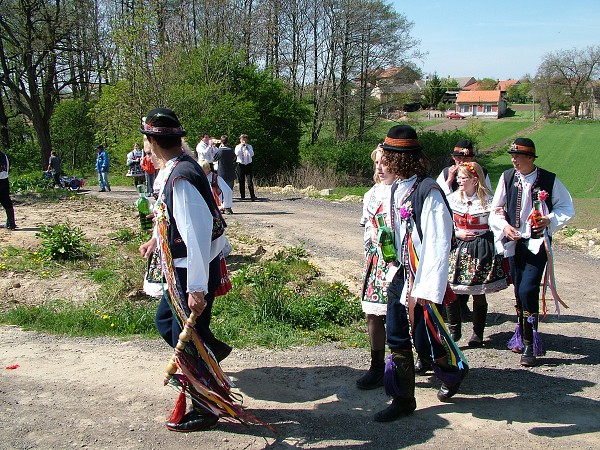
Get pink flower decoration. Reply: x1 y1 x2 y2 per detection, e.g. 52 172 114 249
400 201 413 220
538 190 549 201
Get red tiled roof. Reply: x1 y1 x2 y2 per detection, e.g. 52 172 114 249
462 82 481 91
456 90 502 103
497 79 520 91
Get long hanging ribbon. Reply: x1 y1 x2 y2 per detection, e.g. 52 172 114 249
540 231 569 319
155 201 248 422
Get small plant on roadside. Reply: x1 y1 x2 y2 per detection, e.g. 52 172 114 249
36 222 89 260
562 226 578 237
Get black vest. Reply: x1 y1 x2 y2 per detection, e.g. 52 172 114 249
162 154 225 259
503 168 555 227
443 164 489 192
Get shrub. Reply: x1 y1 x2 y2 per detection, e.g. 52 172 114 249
36 222 89 260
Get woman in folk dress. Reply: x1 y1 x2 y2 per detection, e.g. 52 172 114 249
356 145 399 390
446 162 508 347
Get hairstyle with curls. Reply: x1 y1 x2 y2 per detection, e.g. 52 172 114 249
381 149 429 179
457 161 492 209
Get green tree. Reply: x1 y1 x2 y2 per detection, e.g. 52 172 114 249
50 99 95 173
422 74 445 108
478 78 498 90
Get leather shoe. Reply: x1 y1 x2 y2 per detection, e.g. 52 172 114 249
467 333 483 347
414 357 432 375
437 365 469 402
165 410 219 432
374 397 416 422
520 345 536 367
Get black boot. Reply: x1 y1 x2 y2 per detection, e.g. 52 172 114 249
5 206 16 230
436 359 469 402
356 349 385 390
374 351 416 422
520 312 536 366
445 300 462 342
468 297 487 347
460 294 472 321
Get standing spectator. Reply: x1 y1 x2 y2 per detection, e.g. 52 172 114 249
195 133 216 167
213 135 236 191
47 150 62 188
126 143 145 187
0 150 17 230
96 145 111 192
374 125 466 423
235 134 256 201
436 139 492 321
356 145 398 390
138 108 230 432
199 159 233 214
446 162 508 347
140 145 157 196
489 137 574 367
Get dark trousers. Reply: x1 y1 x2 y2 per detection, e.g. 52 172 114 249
155 257 221 348
386 270 446 360
237 162 255 199
509 239 548 314
0 178 16 228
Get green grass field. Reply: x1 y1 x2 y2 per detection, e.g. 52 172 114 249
486 122 600 199
477 121 534 150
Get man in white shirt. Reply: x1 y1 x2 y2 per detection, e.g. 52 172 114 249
195 132 216 164
234 134 256 201
374 125 466 423
489 137 574 367
139 108 230 432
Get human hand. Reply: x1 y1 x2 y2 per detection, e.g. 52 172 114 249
532 215 550 234
416 298 432 306
188 291 207 317
503 225 521 241
456 229 477 241
139 237 157 258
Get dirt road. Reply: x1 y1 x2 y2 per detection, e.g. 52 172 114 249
1 187 600 449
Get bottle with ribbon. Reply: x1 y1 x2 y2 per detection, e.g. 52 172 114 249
528 200 544 239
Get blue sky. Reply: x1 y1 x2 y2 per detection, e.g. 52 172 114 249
391 1 600 80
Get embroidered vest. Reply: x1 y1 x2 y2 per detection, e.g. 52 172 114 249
503 168 555 227
162 155 225 259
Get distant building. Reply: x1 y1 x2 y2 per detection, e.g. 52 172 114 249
455 90 507 118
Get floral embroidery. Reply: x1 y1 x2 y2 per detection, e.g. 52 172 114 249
538 190 549 201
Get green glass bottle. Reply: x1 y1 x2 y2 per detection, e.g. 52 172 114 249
136 184 153 231
377 214 397 263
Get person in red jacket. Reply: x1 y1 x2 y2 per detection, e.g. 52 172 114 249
140 145 157 195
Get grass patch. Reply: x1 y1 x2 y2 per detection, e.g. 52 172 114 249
0 299 158 337
476 121 534 150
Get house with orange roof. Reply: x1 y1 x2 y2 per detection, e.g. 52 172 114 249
497 79 520 93
455 90 507 118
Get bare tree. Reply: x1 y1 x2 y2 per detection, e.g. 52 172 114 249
536 46 600 117
0 0 78 167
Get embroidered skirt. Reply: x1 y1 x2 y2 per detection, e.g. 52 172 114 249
361 248 396 316
448 231 508 294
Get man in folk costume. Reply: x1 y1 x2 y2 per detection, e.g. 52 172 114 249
375 125 468 423
139 108 235 432
436 139 492 196
489 137 574 367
